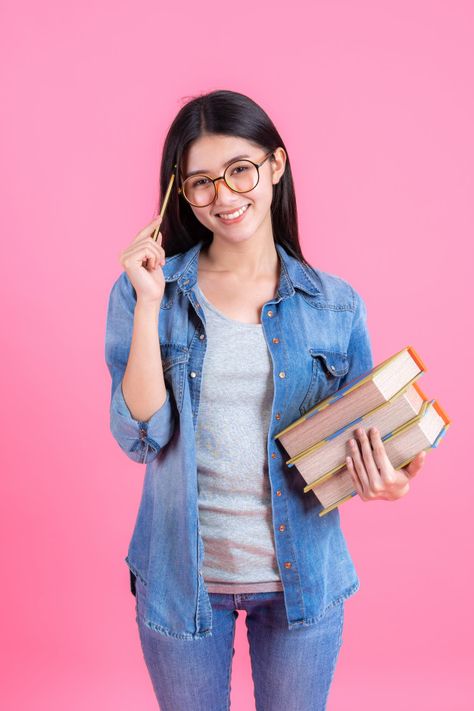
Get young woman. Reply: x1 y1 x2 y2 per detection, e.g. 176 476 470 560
105 89 426 711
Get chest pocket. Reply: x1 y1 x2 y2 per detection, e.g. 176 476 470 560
299 348 349 417
160 343 190 414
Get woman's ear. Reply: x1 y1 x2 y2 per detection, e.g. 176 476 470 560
271 146 287 185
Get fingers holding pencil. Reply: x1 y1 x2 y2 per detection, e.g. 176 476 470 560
116 168 177 305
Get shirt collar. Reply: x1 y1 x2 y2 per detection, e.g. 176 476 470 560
162 240 321 298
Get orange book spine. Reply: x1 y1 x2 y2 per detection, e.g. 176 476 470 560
433 400 451 426
407 345 427 373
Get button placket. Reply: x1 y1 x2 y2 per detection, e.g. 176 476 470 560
266 300 291 573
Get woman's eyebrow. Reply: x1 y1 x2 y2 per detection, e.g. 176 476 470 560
184 154 251 179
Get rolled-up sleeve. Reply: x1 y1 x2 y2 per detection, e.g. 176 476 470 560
338 285 374 390
104 272 176 463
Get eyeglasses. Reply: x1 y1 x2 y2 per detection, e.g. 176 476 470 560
177 151 274 207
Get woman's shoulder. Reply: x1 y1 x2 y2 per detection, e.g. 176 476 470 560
300 260 363 312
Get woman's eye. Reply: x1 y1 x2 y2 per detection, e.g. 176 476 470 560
231 165 248 175
192 177 210 188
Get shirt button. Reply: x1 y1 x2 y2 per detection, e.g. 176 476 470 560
276 489 282 496
190 371 197 378
183 279 190 285
279 524 286 532
272 337 279 343
279 371 286 378
275 412 281 420
267 310 273 317
139 428 146 438
284 562 292 569
271 452 277 459
199 333 205 339
330 365 336 372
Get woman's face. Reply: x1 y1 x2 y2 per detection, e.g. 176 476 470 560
180 133 286 245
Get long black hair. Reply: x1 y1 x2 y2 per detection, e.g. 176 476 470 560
156 89 313 268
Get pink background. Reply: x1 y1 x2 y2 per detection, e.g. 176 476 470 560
1 1 472 709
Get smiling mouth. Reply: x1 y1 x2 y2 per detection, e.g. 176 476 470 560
215 204 251 219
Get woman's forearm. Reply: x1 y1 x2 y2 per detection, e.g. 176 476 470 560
121 300 167 422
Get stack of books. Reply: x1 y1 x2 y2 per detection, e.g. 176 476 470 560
274 346 451 517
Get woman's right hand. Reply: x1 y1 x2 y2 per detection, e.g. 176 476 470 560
119 215 167 306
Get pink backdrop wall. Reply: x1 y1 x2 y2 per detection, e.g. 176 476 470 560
1 1 472 709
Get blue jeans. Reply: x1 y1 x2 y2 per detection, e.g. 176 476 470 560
135 576 345 711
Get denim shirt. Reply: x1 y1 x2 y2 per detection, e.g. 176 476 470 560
104 239 374 641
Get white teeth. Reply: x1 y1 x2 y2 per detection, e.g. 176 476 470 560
217 204 250 220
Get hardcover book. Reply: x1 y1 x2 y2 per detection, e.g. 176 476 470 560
274 346 451 516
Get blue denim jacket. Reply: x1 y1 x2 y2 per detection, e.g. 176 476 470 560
105 239 374 640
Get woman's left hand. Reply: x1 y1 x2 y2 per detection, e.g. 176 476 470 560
346 427 427 502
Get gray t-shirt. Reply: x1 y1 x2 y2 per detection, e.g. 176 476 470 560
194 283 284 594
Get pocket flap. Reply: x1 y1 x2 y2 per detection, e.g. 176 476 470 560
309 349 349 377
160 343 190 371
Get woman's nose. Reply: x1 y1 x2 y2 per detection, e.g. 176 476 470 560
214 178 235 200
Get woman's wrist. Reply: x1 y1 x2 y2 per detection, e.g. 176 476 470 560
135 298 161 317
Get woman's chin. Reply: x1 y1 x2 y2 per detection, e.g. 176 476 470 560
213 230 255 244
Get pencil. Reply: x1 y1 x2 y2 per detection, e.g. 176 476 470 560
152 166 177 242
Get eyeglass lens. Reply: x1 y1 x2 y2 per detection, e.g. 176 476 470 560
182 160 259 206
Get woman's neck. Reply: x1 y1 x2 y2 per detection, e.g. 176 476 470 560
201 237 280 282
